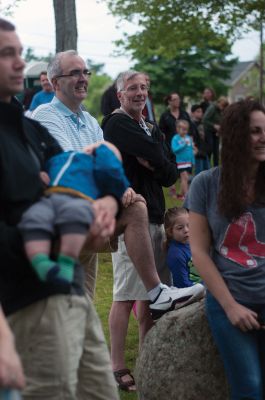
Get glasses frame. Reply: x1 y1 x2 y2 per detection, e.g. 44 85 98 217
120 84 149 94
55 69 92 79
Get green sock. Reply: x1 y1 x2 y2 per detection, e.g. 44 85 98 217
31 253 59 282
57 254 75 283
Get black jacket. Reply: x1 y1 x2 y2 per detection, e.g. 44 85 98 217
189 120 209 159
100 84 120 117
159 109 191 146
0 100 84 315
102 112 177 224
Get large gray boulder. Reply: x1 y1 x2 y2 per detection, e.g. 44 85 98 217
135 300 229 400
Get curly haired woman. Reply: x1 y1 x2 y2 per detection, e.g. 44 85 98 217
186 99 265 399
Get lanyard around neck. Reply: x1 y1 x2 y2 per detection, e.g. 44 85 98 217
119 107 151 136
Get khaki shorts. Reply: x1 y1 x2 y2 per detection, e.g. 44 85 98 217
79 250 98 299
8 295 119 400
112 223 172 301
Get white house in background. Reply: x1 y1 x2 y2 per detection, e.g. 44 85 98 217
226 60 260 103
24 61 48 89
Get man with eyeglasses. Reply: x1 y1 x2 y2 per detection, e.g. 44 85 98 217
33 50 103 303
102 70 205 390
33 50 102 152
33 57 204 390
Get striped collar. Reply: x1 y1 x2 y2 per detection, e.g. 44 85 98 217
51 96 86 125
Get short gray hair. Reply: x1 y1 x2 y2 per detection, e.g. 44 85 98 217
116 70 145 91
47 50 78 82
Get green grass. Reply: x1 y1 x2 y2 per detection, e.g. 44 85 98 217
94 185 181 400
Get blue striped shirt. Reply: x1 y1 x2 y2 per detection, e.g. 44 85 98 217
32 96 103 151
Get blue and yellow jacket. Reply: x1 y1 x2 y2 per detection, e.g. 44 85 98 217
45 144 130 202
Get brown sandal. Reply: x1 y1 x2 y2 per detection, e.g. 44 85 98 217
114 368 136 392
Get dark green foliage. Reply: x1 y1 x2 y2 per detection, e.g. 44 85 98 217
103 0 258 102
134 50 236 103
23 47 54 63
83 73 112 121
86 58 105 75
105 0 264 40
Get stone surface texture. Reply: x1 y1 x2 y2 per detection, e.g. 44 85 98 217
135 300 229 400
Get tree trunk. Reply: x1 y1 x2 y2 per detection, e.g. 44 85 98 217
260 19 264 104
53 0 78 52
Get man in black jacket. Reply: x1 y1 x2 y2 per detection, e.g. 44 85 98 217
102 70 205 390
0 18 120 400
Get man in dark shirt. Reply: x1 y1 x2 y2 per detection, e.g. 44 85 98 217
28 71 54 112
102 70 205 390
0 18 120 400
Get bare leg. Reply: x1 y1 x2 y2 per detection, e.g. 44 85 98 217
25 233 87 261
24 240 51 259
115 201 160 291
109 301 133 371
60 233 87 258
180 171 189 196
168 184 177 199
108 301 136 391
136 300 154 348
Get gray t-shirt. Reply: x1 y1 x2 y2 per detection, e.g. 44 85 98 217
186 167 265 304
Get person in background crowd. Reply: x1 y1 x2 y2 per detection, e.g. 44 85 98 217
194 124 210 175
159 92 190 147
200 87 216 114
190 103 203 126
142 73 156 122
22 87 36 116
29 71 54 112
159 92 191 198
189 104 210 174
203 96 229 166
100 77 120 117
171 119 195 200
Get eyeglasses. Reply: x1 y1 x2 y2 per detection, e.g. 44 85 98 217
121 84 148 93
55 69 92 79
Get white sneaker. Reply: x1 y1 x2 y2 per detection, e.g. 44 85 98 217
149 283 205 320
